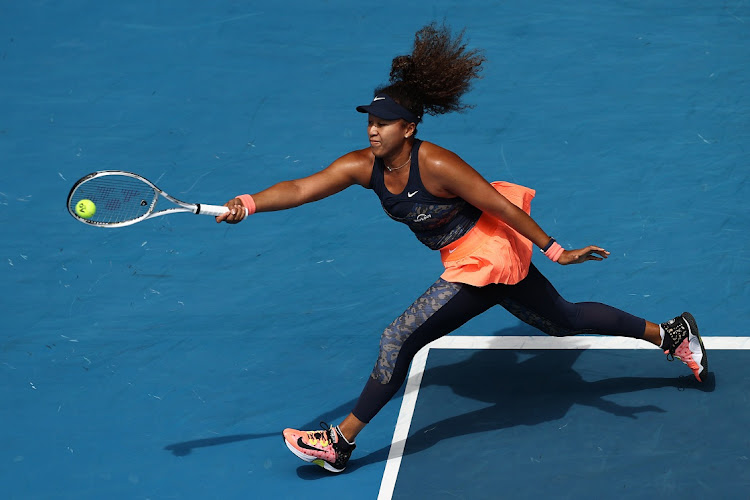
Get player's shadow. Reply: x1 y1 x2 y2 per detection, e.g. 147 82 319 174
342 346 714 474
164 330 714 473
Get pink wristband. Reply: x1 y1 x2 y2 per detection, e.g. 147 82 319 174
545 242 564 262
236 194 256 216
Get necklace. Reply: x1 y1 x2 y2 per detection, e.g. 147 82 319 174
385 154 411 172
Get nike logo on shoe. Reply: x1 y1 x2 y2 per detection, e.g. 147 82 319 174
407 191 418 197
297 437 328 453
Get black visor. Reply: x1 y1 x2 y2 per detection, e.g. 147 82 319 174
356 94 421 123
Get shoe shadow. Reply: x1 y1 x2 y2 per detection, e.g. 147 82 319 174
164 433 277 457
162 396 367 457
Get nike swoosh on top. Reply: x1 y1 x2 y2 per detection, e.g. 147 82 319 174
297 437 327 452
373 97 386 101
407 191 418 197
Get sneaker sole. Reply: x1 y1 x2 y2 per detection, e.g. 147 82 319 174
283 437 345 473
682 311 708 381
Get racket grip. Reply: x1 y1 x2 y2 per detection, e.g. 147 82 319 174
196 204 249 217
196 204 230 216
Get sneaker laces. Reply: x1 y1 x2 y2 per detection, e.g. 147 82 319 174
319 422 351 449
302 422 334 447
662 317 688 360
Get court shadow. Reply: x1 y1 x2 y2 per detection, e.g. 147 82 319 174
164 433 277 457
164 330 714 470
163 400 362 457
346 347 714 472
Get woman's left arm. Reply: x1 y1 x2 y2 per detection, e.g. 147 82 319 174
421 144 609 265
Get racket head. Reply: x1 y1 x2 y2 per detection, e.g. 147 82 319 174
67 171 160 227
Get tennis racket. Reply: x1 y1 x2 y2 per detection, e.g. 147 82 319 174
67 170 241 228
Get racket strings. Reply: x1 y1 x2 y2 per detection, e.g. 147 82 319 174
70 175 156 224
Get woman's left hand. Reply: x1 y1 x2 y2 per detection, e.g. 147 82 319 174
558 246 610 265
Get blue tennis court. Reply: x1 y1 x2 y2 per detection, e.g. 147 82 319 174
1 1 748 499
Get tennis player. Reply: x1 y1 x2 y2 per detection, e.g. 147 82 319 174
216 23 708 473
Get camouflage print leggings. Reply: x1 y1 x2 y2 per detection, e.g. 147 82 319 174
351 264 646 423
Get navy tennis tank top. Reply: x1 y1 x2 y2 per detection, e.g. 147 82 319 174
368 140 482 250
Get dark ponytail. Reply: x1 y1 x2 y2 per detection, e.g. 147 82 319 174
375 23 486 122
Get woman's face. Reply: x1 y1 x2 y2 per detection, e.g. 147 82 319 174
367 114 415 158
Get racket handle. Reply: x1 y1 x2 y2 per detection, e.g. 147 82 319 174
196 204 229 216
196 204 249 217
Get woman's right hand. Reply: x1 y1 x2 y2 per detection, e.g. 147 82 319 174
215 197 247 224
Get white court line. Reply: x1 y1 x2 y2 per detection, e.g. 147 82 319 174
377 336 750 500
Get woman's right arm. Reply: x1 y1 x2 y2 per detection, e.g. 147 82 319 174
216 149 373 224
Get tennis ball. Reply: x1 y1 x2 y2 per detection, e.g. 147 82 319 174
76 199 96 219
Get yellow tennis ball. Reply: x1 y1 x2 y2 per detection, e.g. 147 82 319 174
76 199 96 219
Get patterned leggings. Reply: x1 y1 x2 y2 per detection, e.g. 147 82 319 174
351 264 646 423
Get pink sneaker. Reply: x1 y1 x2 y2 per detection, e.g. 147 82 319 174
283 423 355 473
661 312 708 382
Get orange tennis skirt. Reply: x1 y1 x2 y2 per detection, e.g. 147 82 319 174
439 181 536 286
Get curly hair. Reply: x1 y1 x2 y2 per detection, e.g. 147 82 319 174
375 23 486 122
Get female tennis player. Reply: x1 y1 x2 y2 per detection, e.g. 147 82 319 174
216 23 708 473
